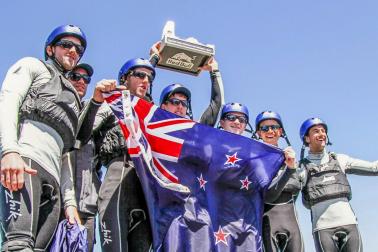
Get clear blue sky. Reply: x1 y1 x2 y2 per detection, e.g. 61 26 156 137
1 1 378 251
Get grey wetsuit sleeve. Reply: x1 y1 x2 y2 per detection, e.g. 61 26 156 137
0 57 50 154
337 153 378 175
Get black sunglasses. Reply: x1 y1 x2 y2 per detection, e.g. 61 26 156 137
54 40 85 56
259 125 281 132
69 72 91 84
166 98 189 108
223 114 248 124
130 71 154 83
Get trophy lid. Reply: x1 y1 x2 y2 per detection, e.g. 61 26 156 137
162 21 176 39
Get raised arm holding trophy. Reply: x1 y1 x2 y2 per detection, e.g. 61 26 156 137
152 21 216 76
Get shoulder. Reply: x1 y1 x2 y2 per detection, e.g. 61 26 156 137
9 57 50 76
334 153 350 161
14 57 46 69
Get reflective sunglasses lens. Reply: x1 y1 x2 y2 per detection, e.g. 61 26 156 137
133 71 154 83
56 40 84 55
224 114 247 123
260 125 281 132
168 98 188 107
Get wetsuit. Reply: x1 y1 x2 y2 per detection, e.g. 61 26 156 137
95 70 224 252
0 58 98 251
61 100 102 252
300 150 378 252
263 165 304 252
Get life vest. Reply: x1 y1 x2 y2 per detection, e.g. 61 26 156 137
19 61 81 152
302 153 352 207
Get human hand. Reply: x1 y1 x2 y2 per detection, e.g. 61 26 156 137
199 57 219 72
283 146 296 169
0 152 37 191
65 205 82 225
92 79 126 103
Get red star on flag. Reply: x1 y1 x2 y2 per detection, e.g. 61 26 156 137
240 176 252 190
225 152 241 165
214 226 230 246
197 173 208 191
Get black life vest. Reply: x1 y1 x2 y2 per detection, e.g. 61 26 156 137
302 153 352 207
19 61 81 152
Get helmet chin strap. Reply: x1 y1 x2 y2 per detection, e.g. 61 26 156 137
281 130 291 146
246 123 257 139
187 100 193 120
47 50 69 74
326 135 333 146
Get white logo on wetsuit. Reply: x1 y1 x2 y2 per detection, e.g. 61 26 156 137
101 221 113 245
322 175 336 183
4 190 22 221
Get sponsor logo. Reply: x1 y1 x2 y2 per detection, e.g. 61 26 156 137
101 221 112 245
4 190 22 221
322 175 336 183
166 53 196 70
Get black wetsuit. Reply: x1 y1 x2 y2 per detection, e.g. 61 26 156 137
263 166 304 252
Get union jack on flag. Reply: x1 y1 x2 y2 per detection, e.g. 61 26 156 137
104 90 284 252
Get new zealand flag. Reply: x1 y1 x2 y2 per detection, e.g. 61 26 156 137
104 91 284 252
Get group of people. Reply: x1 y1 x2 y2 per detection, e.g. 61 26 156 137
0 24 377 252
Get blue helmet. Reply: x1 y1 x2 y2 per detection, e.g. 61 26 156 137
299 117 328 142
118 58 155 84
221 102 249 121
71 63 94 77
45 24 87 60
255 110 283 129
159 84 191 106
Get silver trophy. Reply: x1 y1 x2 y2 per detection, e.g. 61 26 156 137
156 21 215 76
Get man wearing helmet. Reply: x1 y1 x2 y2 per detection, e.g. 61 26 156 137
0 25 116 251
62 63 101 252
0 24 88 251
160 83 192 118
299 118 378 252
255 111 304 252
92 58 155 252
219 102 251 135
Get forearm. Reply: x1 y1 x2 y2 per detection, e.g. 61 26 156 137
199 71 224 126
60 152 77 208
149 54 160 67
265 167 296 203
76 99 102 145
340 154 378 175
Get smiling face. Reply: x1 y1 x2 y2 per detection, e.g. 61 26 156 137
124 67 153 98
220 112 247 135
256 119 282 146
68 68 89 98
46 36 82 71
305 124 327 153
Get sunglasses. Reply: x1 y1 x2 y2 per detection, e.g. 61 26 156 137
223 114 248 124
54 40 85 56
130 71 154 83
259 125 281 132
69 72 91 84
166 98 188 108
